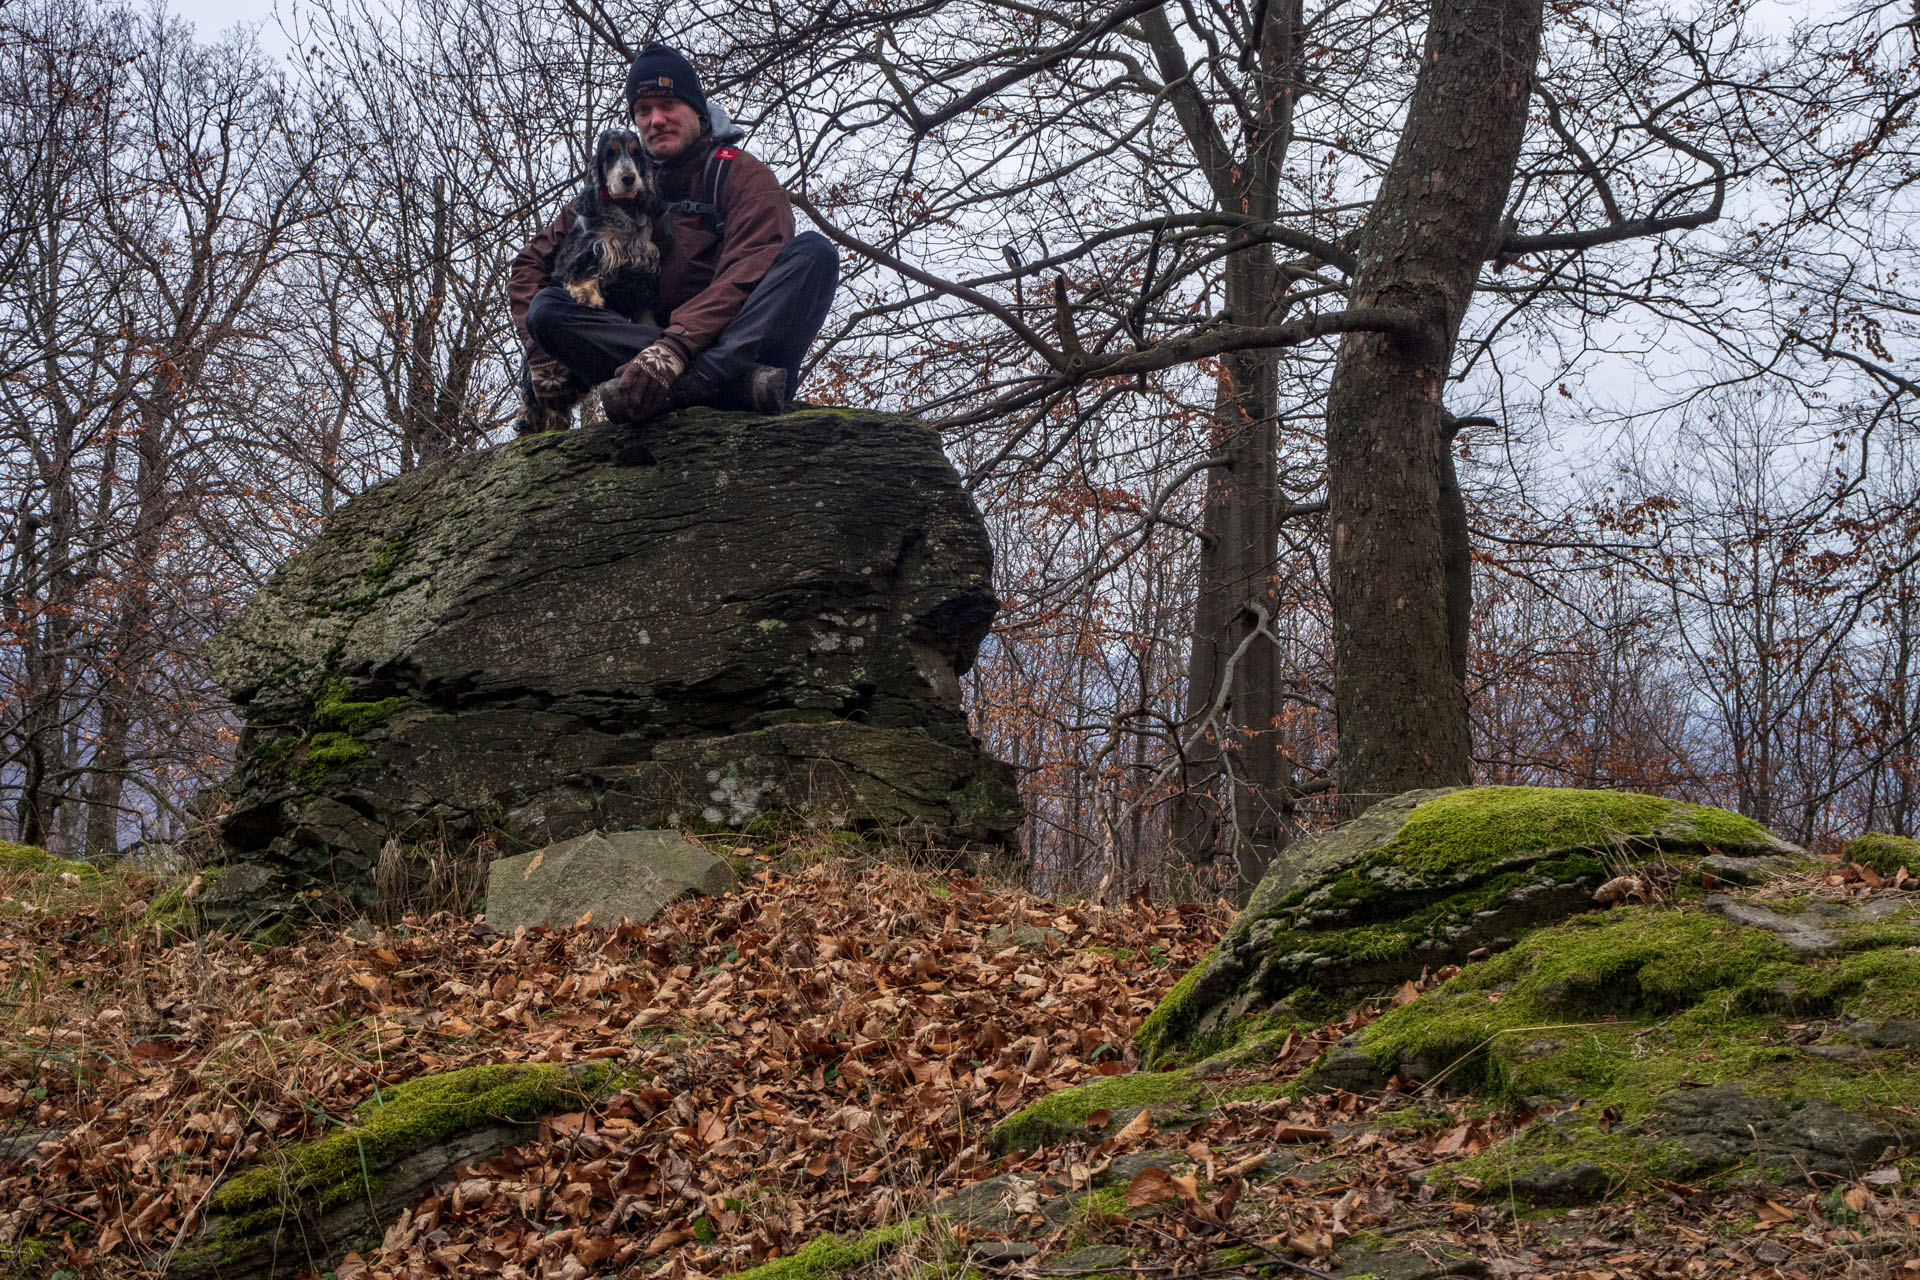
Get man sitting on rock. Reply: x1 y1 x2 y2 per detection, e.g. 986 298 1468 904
508 43 839 427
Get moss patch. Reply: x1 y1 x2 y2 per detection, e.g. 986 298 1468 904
0 841 98 879
209 1062 606 1230
994 1071 1202 1152
725 1220 920 1280
309 677 406 737
1354 900 1920 1198
1373 788 1771 877
0 1239 54 1279
993 1069 1291 1153
141 884 194 942
1844 832 1919 877
1135 953 1210 1055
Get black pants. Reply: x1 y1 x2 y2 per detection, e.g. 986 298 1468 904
526 231 839 397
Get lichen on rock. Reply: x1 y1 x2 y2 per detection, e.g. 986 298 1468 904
1138 786 1802 1064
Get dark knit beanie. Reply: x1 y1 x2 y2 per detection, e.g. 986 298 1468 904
625 43 708 124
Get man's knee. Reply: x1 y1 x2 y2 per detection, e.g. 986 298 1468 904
525 286 573 350
788 231 839 283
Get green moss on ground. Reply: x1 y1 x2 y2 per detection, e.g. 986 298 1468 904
724 1220 920 1280
209 1062 606 1232
994 1068 1294 1153
0 1239 54 1279
1356 901 1920 1197
1844 832 1919 877
0 841 98 878
994 1071 1201 1151
141 884 193 941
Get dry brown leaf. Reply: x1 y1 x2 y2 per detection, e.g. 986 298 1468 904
1115 1108 1155 1143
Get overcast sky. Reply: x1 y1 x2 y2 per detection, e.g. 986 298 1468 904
167 0 291 53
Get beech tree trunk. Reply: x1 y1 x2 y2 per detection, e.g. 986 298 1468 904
1326 0 1544 809
1152 0 1301 896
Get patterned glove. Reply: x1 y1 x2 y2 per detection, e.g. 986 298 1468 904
525 348 582 407
615 341 690 421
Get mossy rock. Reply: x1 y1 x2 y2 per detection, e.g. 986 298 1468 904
0 840 99 879
724 1220 922 1280
993 1071 1206 1152
173 1062 606 1279
1844 832 1918 878
991 1069 1290 1154
1139 786 1803 1064
1330 895 1920 1201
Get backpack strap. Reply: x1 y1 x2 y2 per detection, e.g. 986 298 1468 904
663 145 737 238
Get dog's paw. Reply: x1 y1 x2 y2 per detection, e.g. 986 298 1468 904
515 403 574 435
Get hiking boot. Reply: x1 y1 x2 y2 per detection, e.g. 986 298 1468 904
598 364 789 422
597 377 641 424
743 364 792 414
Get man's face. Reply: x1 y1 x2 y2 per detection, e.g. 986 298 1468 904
633 97 702 161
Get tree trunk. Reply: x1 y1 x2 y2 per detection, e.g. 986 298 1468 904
1326 0 1543 809
1151 0 1301 895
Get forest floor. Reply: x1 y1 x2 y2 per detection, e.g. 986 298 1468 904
0 847 1915 1280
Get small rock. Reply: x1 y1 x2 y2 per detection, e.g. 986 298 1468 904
1843 1017 1920 1049
1702 895 1838 955
1095 1150 1185 1188
485 829 736 931
1656 1083 1906 1177
984 922 1065 951
933 1174 1040 1233
1053 1245 1133 1273
971 1241 1040 1263
1304 1039 1391 1094
1799 1043 1872 1064
1507 1160 1610 1203
1699 853 1798 886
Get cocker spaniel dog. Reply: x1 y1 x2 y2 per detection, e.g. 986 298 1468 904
516 129 663 435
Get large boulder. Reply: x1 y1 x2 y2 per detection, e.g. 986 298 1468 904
200 407 1022 929
1138 786 1804 1063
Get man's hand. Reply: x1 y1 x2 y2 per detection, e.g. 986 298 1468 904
615 341 689 421
525 347 580 407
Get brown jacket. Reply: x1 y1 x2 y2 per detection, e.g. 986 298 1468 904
507 140 795 362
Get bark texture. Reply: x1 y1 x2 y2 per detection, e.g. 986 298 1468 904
1326 0 1545 808
1156 0 1304 895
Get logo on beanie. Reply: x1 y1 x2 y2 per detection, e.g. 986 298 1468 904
656 75 673 86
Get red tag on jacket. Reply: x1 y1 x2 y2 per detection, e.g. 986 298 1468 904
713 147 742 159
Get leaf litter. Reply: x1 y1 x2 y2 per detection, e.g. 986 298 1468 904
1 856 1915 1280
